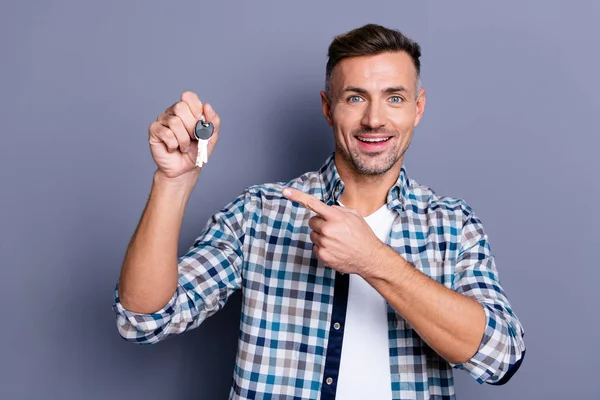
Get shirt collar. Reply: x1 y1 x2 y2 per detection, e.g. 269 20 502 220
318 153 411 211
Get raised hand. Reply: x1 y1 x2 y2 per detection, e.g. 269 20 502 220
148 91 221 179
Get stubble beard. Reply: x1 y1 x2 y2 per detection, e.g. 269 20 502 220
336 135 409 176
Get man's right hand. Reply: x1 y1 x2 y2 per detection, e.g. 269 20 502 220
148 91 221 179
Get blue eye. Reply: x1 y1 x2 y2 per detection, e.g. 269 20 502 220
389 96 403 103
348 96 362 103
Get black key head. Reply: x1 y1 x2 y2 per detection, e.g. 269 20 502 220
194 120 214 140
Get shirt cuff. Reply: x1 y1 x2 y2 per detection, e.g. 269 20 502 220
112 282 178 343
449 302 524 384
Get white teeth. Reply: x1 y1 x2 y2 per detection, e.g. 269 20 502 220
358 137 389 143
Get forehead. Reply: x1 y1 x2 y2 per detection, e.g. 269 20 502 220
331 51 417 93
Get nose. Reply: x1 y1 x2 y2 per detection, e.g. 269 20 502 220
361 100 386 129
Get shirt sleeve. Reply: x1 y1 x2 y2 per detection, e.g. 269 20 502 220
112 190 249 345
449 209 526 384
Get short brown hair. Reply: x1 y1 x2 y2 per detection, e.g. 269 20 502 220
325 24 422 97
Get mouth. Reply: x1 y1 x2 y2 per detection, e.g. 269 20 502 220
354 135 393 151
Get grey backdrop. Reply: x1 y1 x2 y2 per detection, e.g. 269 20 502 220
1 0 598 399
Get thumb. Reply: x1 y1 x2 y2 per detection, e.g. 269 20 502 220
203 103 221 133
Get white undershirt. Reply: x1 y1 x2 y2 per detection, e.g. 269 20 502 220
336 204 395 400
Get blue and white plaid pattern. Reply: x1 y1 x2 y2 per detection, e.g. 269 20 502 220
113 154 525 399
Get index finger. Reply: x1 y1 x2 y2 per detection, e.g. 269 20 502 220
282 187 335 219
180 91 204 119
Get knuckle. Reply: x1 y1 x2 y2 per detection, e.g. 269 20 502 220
173 101 187 115
149 121 160 133
179 135 191 147
159 126 172 140
165 133 177 147
181 91 197 102
317 248 326 260
154 124 169 138
167 115 181 128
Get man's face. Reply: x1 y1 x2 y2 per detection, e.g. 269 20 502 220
321 51 425 176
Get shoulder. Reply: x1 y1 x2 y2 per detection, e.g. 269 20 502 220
406 175 475 222
405 176 490 253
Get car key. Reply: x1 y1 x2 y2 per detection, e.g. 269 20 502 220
194 118 214 168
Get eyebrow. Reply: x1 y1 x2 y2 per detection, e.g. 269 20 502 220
342 86 409 95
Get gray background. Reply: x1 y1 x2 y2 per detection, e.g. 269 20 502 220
1 0 598 399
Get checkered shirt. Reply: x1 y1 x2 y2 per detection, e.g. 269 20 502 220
113 154 525 399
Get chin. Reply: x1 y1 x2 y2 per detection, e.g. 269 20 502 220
351 153 401 176
336 142 405 176
354 163 396 176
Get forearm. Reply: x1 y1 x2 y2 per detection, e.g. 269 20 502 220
363 245 486 364
118 169 199 313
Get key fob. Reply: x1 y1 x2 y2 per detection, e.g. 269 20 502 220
194 120 214 140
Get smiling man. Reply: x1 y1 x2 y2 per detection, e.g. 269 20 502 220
113 24 525 399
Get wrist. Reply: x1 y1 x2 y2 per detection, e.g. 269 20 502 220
357 240 386 279
361 243 404 282
154 168 198 188
152 169 199 202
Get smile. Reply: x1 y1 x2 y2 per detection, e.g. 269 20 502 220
356 136 392 143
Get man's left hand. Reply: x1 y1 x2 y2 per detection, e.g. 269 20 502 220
282 187 384 275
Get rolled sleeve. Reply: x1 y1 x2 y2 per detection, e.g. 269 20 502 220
450 212 526 384
113 283 180 344
112 190 249 345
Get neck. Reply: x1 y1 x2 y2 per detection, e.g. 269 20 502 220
334 153 403 217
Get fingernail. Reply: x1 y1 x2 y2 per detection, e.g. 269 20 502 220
205 103 213 115
183 146 190 153
282 188 291 196
197 113 205 121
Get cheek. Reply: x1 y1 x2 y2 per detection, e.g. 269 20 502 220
333 107 363 132
390 110 417 132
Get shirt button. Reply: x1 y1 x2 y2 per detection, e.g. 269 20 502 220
333 322 341 330
326 377 333 385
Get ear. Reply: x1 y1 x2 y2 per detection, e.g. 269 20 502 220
414 87 426 127
320 91 333 126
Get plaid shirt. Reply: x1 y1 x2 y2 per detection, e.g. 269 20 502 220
113 154 525 399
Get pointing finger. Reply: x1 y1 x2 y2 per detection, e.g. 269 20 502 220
282 188 335 219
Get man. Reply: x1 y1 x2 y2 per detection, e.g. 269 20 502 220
113 24 525 399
